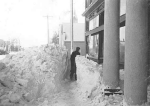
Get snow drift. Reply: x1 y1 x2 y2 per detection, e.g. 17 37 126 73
76 56 124 106
0 44 150 106
76 56 150 106
0 44 70 106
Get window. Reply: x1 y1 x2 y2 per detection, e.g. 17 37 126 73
88 34 99 58
89 15 99 30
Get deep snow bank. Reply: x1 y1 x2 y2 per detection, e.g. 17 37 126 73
75 56 101 101
76 56 123 106
76 56 150 106
0 44 70 106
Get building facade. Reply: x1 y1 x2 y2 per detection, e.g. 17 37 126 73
83 0 125 63
83 0 149 105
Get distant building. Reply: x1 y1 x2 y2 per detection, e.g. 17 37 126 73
59 23 85 56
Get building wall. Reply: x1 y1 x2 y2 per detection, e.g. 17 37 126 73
59 23 86 56
64 41 86 56
62 23 85 41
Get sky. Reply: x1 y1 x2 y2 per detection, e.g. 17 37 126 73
0 0 85 47
0 0 125 48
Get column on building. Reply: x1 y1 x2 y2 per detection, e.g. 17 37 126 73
124 0 149 105
103 0 120 88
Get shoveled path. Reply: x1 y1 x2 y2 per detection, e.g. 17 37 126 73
47 80 92 106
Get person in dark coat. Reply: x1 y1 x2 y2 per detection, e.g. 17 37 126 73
70 47 80 81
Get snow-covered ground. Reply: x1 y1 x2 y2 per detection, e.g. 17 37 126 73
0 45 70 106
0 55 6 60
0 45 150 106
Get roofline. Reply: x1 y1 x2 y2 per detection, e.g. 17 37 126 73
82 0 104 17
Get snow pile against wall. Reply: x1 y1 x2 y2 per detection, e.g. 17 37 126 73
0 44 70 106
75 56 101 101
76 56 123 106
76 56 150 106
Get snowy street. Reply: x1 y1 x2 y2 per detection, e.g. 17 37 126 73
35 55 101 106
0 0 150 105
44 81 91 106
0 55 6 60
0 45 98 106
0 45 150 106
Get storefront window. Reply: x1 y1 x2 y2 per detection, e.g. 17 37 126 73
89 15 99 30
88 34 99 58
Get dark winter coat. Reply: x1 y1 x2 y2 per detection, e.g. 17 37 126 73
70 51 80 66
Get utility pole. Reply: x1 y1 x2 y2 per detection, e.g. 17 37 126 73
43 15 53 44
70 0 73 53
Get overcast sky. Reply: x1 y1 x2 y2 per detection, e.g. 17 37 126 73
0 0 125 47
0 0 85 47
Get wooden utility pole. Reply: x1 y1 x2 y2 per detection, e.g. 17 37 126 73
70 0 73 53
44 15 53 44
